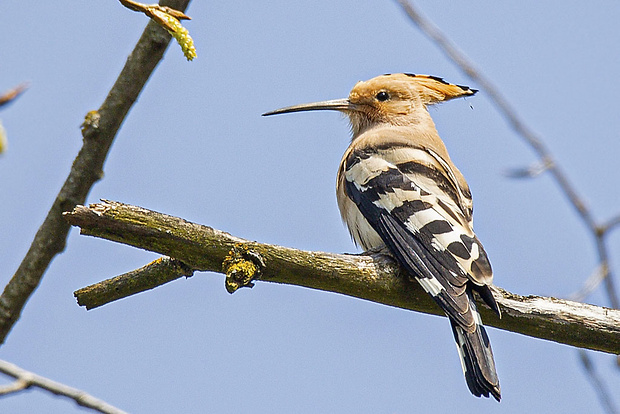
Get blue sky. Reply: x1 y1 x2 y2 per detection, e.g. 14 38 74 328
2 1 620 413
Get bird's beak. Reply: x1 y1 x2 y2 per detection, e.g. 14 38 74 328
262 98 357 116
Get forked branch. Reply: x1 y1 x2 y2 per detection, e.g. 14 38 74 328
65 201 620 355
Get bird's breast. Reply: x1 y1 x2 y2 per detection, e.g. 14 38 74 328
336 154 384 250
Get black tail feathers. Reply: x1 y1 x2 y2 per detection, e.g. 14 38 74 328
450 318 501 402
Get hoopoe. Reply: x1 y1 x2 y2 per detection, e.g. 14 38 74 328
263 73 501 401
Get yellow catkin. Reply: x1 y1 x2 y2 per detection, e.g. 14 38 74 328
153 10 197 61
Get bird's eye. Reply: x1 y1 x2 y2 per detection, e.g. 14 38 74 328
376 91 390 102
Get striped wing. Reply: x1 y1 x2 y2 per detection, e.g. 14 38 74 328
342 144 501 399
342 145 499 327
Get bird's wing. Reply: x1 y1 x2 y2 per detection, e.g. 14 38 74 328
343 144 498 328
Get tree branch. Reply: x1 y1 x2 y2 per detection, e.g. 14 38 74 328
64 200 620 355
0 0 191 345
0 359 127 414
74 256 194 310
578 351 619 414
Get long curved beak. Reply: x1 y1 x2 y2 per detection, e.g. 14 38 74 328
262 98 357 116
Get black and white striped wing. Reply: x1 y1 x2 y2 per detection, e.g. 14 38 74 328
342 146 497 328
342 146 501 399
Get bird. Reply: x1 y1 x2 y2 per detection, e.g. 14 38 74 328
263 73 501 401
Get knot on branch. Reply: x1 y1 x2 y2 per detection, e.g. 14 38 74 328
81 110 101 138
222 244 265 294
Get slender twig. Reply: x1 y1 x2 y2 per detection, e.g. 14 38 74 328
75 256 194 310
0 378 28 395
569 264 607 303
578 351 619 414
0 0 192 346
63 200 620 355
395 0 618 307
395 0 595 226
595 236 619 308
119 0 191 20
395 0 620 408
602 214 620 235
0 360 127 414
0 83 29 109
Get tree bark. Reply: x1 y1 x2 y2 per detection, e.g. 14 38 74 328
65 200 620 355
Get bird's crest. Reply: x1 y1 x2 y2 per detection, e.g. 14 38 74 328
380 73 477 105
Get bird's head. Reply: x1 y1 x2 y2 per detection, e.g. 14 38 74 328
263 73 477 136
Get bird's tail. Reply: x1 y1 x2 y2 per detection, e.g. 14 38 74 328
450 310 501 401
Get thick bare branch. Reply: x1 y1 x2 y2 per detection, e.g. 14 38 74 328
0 360 127 414
64 201 620 355
0 0 191 345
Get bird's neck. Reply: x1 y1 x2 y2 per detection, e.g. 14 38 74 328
350 109 438 141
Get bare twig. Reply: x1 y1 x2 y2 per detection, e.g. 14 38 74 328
396 0 618 307
578 351 619 414
0 377 28 395
601 214 620 235
395 0 620 408
119 0 191 20
63 200 620 354
75 256 194 310
504 159 552 179
0 360 127 414
0 83 28 109
0 0 192 346
569 264 608 302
